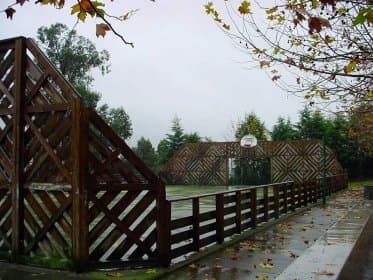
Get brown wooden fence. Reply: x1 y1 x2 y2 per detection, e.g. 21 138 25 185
0 37 166 271
0 37 348 272
162 173 348 264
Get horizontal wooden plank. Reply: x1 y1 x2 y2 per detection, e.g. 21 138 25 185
170 229 193 245
89 183 153 192
199 222 216 236
224 226 237 238
171 243 194 259
241 220 252 231
199 210 216 223
171 216 193 230
25 103 70 113
200 234 217 248
223 216 236 227
223 194 236 204
0 107 12 115
223 205 236 216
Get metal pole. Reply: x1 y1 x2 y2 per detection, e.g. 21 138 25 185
322 136 326 205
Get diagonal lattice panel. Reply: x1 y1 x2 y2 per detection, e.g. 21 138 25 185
87 190 156 262
0 189 12 255
23 189 72 258
1 37 166 269
24 111 72 183
0 48 15 184
161 140 344 185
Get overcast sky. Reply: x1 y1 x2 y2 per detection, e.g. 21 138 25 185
1 1 305 147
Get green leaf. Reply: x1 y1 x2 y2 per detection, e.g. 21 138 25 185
238 1 251 14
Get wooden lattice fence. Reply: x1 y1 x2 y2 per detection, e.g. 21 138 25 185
160 141 344 185
0 37 167 271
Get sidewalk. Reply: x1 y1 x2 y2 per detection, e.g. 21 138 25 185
0 188 371 280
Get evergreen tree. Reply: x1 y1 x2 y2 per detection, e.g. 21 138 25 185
272 117 297 141
235 113 268 141
134 137 158 172
184 132 202 144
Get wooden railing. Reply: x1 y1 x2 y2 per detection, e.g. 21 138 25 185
158 173 348 265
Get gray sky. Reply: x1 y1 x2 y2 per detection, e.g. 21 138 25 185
1 0 304 147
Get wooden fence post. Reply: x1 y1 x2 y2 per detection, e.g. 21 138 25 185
290 182 295 211
303 182 308 207
250 189 257 228
192 197 200 251
273 185 279 219
11 37 26 262
216 194 224 244
157 199 171 267
263 187 269 222
71 101 89 271
235 191 242 233
282 184 288 214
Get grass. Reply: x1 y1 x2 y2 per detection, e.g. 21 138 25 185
348 179 373 189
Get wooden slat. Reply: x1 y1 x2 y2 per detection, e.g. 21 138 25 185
130 227 157 259
199 222 216 235
170 243 194 259
88 110 162 189
235 191 241 233
89 192 155 259
215 194 224 244
89 183 153 192
199 210 216 223
24 73 48 105
25 104 69 113
108 208 156 260
11 38 25 261
223 216 236 227
88 191 142 242
156 199 170 266
170 229 193 245
0 50 14 82
171 216 193 230
87 192 153 257
199 234 217 248
192 197 200 251
24 195 72 254
24 115 71 183
0 82 14 105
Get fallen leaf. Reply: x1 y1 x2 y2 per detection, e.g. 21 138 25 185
106 272 124 277
313 270 335 276
189 263 198 269
259 263 274 269
230 253 241 260
145 269 157 274
199 246 208 252
256 275 269 280
213 264 223 269
225 247 235 253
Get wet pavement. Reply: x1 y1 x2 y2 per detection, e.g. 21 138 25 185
162 189 372 280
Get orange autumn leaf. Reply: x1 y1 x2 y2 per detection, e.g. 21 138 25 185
96 23 110 38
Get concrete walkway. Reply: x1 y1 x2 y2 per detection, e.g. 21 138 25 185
0 188 371 280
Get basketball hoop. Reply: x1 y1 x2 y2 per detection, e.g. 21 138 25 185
240 134 257 148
